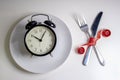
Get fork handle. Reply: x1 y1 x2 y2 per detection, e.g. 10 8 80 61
82 45 105 66
82 46 93 66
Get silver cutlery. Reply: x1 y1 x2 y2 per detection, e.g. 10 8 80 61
75 12 105 66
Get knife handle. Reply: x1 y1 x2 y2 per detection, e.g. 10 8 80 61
82 46 93 66
86 32 105 66
93 46 105 66
82 45 105 66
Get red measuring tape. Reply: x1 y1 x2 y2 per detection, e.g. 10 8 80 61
77 29 111 54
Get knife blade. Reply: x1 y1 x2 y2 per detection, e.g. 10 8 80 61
91 12 103 37
82 11 103 66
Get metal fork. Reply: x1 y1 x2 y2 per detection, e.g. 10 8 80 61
75 15 105 66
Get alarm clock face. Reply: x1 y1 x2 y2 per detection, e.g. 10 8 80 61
24 25 56 56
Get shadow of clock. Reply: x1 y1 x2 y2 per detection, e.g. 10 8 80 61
4 17 35 74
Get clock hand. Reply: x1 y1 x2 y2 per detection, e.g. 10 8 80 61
40 30 46 41
31 35 40 41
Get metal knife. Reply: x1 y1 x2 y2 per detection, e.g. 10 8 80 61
91 12 105 66
82 12 103 66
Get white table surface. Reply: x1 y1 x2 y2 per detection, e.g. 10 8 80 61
0 0 120 80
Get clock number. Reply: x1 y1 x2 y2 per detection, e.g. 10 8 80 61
40 49 42 52
39 29 42 32
49 34 51 36
49 44 52 48
30 44 33 48
46 48 48 51
33 48 36 51
28 39 31 42
34 30 38 34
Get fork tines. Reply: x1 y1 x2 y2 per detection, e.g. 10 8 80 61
75 15 87 27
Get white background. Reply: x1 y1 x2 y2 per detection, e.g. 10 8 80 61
0 0 120 80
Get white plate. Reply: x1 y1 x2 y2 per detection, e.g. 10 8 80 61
9 13 72 73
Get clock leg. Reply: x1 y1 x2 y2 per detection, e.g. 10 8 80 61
50 53 53 57
30 54 34 58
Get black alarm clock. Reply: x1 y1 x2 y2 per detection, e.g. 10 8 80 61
24 14 57 56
